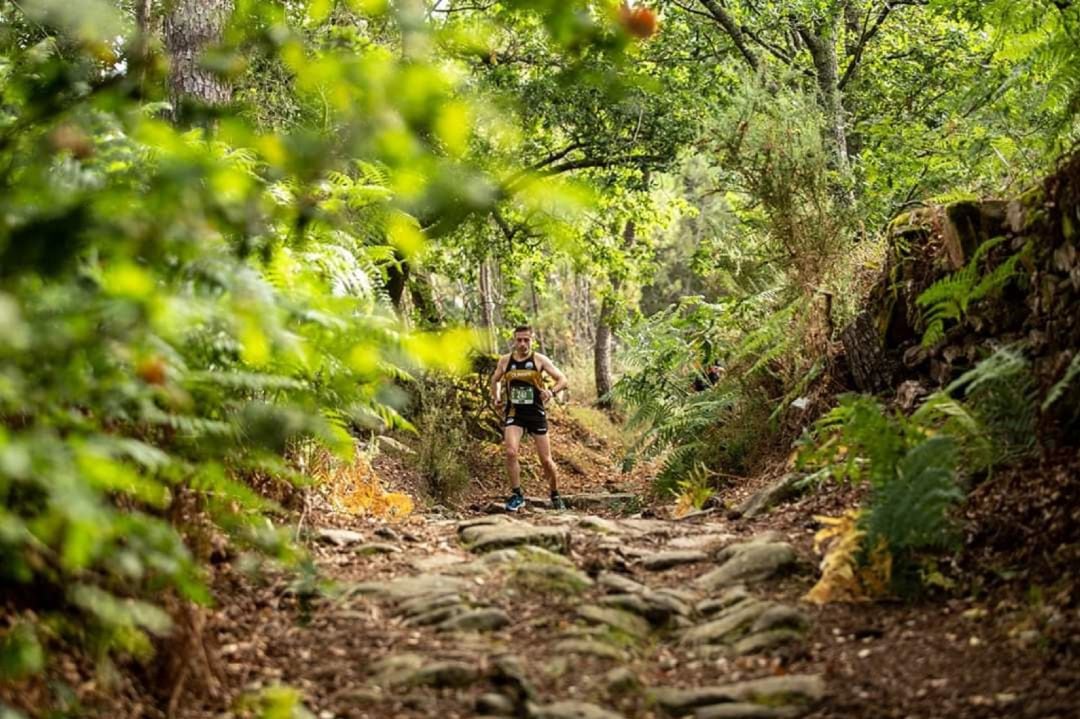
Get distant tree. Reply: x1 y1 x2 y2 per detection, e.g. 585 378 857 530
164 0 233 118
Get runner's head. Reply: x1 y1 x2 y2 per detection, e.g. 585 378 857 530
512 325 532 354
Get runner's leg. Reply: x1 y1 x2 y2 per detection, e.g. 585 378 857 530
534 432 559 494
504 424 525 491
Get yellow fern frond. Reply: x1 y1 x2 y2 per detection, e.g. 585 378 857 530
803 509 892 605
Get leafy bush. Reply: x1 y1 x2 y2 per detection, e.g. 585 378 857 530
410 376 473 505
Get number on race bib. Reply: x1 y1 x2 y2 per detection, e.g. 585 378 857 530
510 385 534 405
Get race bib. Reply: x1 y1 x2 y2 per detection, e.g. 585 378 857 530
510 385 534 405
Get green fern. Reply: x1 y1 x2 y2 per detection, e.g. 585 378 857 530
864 436 963 554
916 237 1027 346
1042 352 1080 412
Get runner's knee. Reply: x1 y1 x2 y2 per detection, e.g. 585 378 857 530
505 445 520 461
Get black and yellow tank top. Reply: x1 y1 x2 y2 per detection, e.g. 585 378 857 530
503 353 545 417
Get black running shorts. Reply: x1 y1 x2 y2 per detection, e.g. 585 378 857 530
504 411 548 435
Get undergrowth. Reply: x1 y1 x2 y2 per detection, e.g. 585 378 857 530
799 346 1040 601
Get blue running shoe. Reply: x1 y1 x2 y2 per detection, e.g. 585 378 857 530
505 489 525 512
550 491 567 511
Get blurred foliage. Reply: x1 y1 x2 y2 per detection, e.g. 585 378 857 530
0 0 651 701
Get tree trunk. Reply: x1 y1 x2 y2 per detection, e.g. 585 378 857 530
408 272 443 328
385 254 409 311
841 309 892 394
594 220 635 408
797 18 851 179
133 0 154 94
478 259 496 353
594 297 615 406
164 0 233 120
529 275 545 354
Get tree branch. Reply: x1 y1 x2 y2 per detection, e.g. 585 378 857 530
839 0 927 90
696 0 759 71
505 153 666 192
739 24 795 66
672 0 716 22
542 154 667 176
502 142 587 189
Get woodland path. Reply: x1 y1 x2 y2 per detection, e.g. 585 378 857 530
196 486 833 719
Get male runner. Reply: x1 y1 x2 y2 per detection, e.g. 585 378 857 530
490 325 568 511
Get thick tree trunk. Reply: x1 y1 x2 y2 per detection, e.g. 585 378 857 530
841 309 892 394
164 0 233 119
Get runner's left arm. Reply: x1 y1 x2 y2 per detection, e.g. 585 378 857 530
535 353 568 399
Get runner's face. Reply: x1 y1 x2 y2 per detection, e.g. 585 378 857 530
513 332 532 355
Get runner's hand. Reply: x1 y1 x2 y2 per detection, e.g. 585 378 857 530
542 388 555 404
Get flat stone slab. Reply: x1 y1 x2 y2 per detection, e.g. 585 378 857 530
681 600 772 646
315 528 365 546
694 541 796 590
651 674 825 713
527 700 625 719
577 605 651 639
562 493 639 510
460 521 570 554
667 533 735 551
349 574 469 601
640 550 709 571
552 638 628 661
437 608 510 632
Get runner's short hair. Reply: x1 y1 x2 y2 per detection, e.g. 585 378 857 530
513 325 533 335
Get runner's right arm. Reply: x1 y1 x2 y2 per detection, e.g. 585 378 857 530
490 355 509 406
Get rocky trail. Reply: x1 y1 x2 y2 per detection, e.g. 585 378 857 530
176 421 1077 719
206 490 825 719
